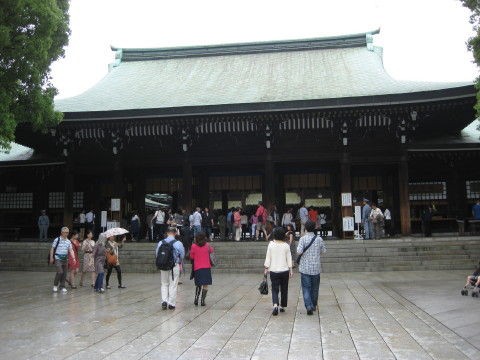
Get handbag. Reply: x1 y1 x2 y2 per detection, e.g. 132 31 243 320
258 274 268 295
106 250 118 266
208 244 217 267
47 237 61 265
295 235 317 265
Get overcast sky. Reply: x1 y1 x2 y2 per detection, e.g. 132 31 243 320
51 0 478 99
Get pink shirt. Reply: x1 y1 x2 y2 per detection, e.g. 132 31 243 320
190 243 213 271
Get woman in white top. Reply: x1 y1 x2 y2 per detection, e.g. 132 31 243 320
264 227 293 315
281 208 294 229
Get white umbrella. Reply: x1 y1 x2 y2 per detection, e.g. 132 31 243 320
102 227 129 239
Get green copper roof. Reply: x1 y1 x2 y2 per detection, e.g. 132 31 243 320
55 32 474 116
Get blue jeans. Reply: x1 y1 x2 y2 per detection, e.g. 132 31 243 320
301 273 320 311
193 225 202 237
94 273 104 290
363 221 374 239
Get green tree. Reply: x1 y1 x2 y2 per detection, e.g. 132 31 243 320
0 0 70 150
461 1 480 116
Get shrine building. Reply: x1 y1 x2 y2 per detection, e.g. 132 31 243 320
1 30 479 239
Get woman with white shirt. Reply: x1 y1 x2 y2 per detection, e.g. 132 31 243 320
264 227 293 315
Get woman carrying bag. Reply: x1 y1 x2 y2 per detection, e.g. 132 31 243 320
190 232 214 306
264 227 293 316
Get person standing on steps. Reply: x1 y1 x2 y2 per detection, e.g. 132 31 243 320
189 232 214 307
38 210 50 241
297 220 326 315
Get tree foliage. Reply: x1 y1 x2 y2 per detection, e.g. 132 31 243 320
0 0 70 150
460 0 480 116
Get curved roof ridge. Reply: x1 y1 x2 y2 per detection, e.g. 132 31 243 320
111 29 380 61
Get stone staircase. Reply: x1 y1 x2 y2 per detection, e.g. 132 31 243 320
1 237 479 273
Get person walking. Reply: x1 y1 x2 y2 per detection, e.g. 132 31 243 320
146 211 155 242
49 227 76 293
79 230 96 287
92 234 107 293
255 202 268 240
298 203 309 236
233 207 242 241
297 220 326 315
264 227 293 315
192 207 203 237
153 207 166 241
156 227 185 310
38 210 50 241
202 207 214 240
190 232 214 306
250 213 258 241
105 235 127 289
281 208 294 228
67 231 81 289
130 211 140 241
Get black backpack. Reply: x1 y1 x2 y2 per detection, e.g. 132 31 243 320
156 239 177 271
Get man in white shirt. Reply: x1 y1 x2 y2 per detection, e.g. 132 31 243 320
153 208 166 241
298 204 309 236
192 207 202 237
85 210 95 233
384 207 392 237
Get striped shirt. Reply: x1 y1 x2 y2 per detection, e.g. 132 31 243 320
297 232 326 275
52 237 72 260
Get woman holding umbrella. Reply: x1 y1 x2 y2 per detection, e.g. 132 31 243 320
104 227 128 289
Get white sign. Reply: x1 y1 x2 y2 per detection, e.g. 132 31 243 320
354 206 362 224
341 193 352 207
101 211 107 227
111 198 121 211
107 221 120 229
342 216 354 231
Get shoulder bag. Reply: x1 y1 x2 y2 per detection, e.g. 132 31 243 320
295 235 317 265
47 237 61 265
208 243 217 267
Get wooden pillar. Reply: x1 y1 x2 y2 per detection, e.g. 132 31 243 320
113 156 124 198
264 150 275 207
340 152 353 239
398 153 411 235
133 172 146 237
181 155 193 211
197 171 209 209
63 159 74 229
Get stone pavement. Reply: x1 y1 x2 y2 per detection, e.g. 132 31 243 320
0 270 479 360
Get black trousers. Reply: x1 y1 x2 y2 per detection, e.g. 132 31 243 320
106 265 122 286
154 223 166 241
270 270 289 307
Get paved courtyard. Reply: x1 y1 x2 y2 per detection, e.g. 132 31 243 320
0 270 479 360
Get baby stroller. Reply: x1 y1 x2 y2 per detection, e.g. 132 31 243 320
461 262 480 297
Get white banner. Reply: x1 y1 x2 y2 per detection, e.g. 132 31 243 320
343 216 354 231
341 193 352 207
111 198 121 211
354 206 362 224
101 211 107 227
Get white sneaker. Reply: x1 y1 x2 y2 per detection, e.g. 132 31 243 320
61 288 68 294
99 288 105 293
52 286 58 292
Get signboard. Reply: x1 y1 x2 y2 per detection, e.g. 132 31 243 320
342 216 354 231
341 193 352 207
101 211 107 227
354 206 362 224
111 198 121 211
107 221 120 229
